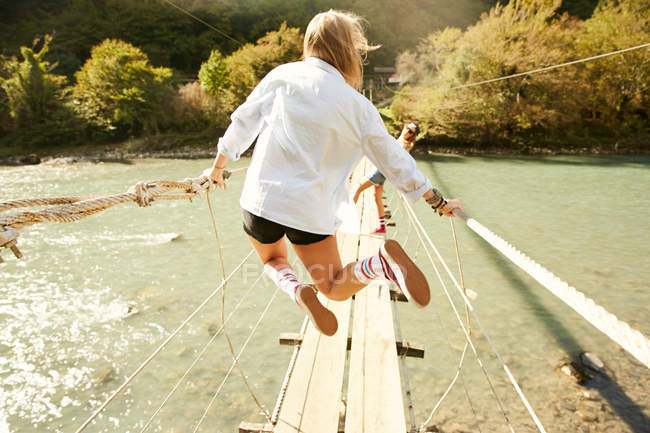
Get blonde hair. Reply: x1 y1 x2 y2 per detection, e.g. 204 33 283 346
303 10 377 89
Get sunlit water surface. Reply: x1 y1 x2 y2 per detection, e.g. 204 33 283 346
0 155 648 433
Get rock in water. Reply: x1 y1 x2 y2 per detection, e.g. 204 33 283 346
580 352 605 373
557 360 591 383
20 153 40 165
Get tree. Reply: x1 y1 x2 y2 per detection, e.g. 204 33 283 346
201 22 303 111
0 35 68 128
70 39 173 134
198 49 229 97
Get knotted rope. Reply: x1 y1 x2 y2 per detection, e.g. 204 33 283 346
0 168 246 261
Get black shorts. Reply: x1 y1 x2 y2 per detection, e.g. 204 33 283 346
242 210 330 245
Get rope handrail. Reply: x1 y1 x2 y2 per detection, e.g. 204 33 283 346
0 168 247 261
452 209 650 368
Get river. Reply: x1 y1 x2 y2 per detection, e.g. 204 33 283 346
0 154 648 432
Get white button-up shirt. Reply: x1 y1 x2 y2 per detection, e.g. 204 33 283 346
218 57 432 235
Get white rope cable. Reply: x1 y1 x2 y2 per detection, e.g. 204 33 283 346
74 249 255 433
453 210 650 368
400 195 546 433
139 266 269 433
191 287 281 433
397 42 649 95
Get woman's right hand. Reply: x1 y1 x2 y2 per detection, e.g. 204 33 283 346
209 167 226 190
439 198 463 217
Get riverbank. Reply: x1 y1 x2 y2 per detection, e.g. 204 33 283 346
1 132 647 166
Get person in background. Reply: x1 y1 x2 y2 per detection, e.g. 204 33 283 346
352 122 419 233
208 10 461 336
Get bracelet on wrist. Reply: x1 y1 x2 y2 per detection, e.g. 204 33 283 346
425 188 443 206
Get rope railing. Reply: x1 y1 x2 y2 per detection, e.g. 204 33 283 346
0 168 247 261
397 194 519 433
453 209 650 368
139 262 271 433
191 287 281 433
74 249 255 433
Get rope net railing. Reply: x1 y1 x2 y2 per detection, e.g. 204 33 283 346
395 191 527 433
74 248 255 433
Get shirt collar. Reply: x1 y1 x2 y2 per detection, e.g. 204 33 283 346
305 57 345 81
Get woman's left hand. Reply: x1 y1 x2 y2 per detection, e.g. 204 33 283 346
439 198 463 217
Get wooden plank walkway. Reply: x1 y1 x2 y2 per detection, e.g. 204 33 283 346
240 159 410 433
344 159 406 433
273 231 356 433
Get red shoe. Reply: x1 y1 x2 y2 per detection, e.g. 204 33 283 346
372 226 386 234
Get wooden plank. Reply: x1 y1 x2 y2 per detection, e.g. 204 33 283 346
239 421 273 432
273 229 358 432
345 159 407 433
279 333 425 359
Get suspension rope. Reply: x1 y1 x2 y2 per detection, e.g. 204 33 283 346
402 197 546 433
191 287 281 433
158 0 243 46
400 194 546 432
396 42 649 95
392 190 482 432
450 219 471 334
453 209 650 368
74 249 255 433
206 192 272 423
271 316 309 425
139 263 271 433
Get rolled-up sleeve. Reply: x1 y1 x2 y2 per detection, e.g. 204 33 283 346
217 76 275 161
361 105 432 203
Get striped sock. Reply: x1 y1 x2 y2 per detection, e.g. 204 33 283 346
378 216 386 228
353 254 386 284
264 265 300 303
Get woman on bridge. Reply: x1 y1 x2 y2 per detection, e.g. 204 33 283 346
209 9 461 336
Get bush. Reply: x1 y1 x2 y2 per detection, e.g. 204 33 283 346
391 0 649 147
198 49 229 98
70 39 173 135
165 81 225 131
198 22 303 113
0 35 68 129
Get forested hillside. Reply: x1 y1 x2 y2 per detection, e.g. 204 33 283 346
1 0 646 157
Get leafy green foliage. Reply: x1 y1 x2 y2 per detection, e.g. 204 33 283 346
222 23 303 109
391 0 649 146
70 39 173 135
198 49 229 98
0 35 68 128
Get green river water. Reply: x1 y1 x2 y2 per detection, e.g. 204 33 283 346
0 155 648 433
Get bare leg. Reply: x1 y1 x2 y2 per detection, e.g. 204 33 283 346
246 234 290 271
353 180 374 203
374 184 385 218
292 235 367 302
